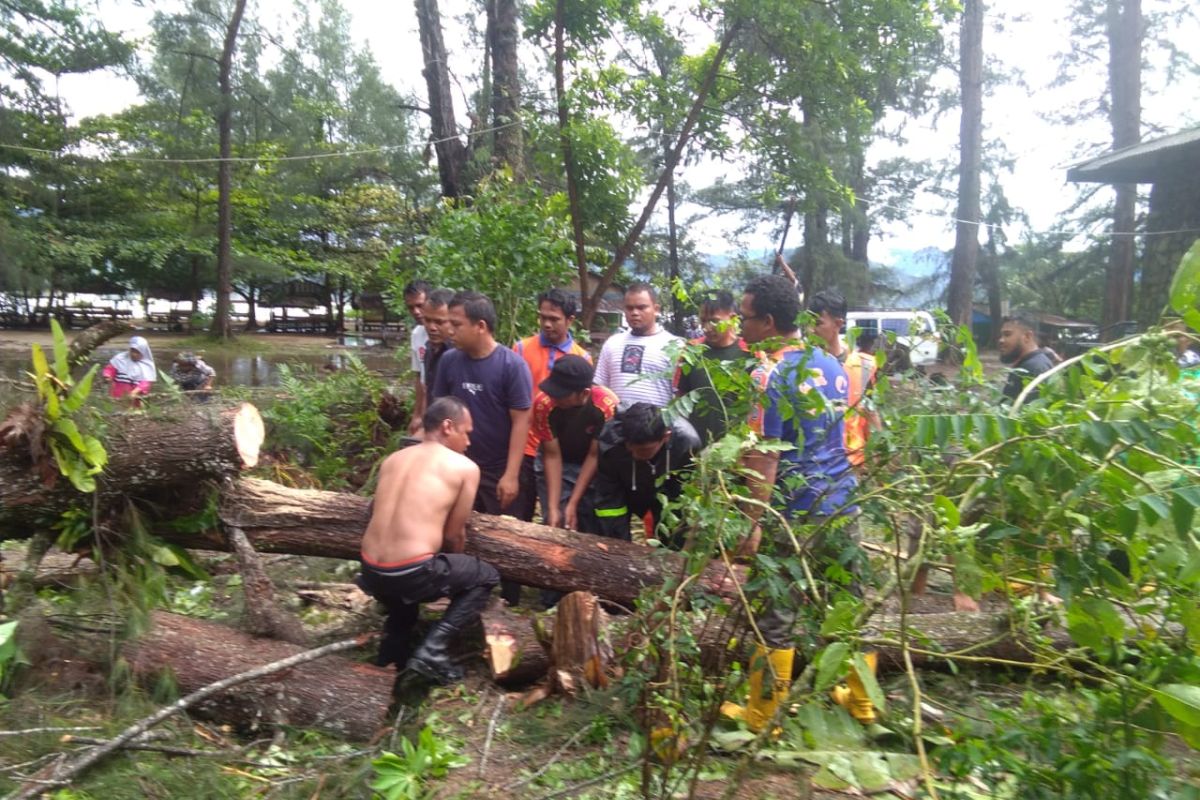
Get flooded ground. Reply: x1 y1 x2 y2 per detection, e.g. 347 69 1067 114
0 329 407 398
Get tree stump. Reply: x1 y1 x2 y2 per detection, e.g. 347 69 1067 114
550 592 614 695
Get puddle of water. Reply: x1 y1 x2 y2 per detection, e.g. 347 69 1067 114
0 345 405 392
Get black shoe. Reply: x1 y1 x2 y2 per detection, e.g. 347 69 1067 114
406 621 463 685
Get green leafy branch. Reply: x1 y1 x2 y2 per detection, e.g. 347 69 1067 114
27 319 107 492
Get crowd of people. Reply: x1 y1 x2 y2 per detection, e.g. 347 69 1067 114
358 275 1091 730
359 274 999 731
91 274 1076 733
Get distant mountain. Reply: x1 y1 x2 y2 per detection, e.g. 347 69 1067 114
885 247 948 309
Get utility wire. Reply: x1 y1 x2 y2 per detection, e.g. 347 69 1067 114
4 119 1193 239
0 120 518 165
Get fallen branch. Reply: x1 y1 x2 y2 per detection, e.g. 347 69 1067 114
0 727 100 739
8 633 373 800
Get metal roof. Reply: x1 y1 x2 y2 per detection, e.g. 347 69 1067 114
1067 127 1200 184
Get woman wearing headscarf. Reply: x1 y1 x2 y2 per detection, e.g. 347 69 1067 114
102 336 157 403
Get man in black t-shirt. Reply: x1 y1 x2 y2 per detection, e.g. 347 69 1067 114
999 313 1056 402
674 290 748 445
531 355 620 533
421 289 455 408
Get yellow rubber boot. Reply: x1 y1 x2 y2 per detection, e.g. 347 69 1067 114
720 646 795 732
831 651 878 724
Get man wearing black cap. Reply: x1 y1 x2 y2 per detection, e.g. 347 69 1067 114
531 354 619 533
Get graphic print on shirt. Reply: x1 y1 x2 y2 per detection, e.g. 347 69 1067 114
621 344 645 374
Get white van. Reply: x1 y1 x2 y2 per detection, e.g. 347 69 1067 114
844 309 939 367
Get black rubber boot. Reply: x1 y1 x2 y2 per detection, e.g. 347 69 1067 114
406 621 462 685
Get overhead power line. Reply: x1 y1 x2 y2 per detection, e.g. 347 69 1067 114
0 120 519 165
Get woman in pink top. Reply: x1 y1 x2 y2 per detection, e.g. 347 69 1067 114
101 336 157 403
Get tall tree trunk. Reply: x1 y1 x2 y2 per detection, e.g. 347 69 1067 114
947 0 984 328
1137 178 1196 325
798 96 826 301
980 230 1004 347
416 0 468 198
580 22 742 328
190 255 202 315
1101 0 1142 336
488 0 524 180
210 0 247 342
666 152 683 334
244 286 258 332
553 0 589 306
849 147 870 265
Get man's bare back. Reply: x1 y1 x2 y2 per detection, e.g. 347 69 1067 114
361 441 480 565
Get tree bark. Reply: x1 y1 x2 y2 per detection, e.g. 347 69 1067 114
1137 176 1197 325
483 600 551 685
553 0 591 316
486 599 1079 688
488 0 523 180
550 591 613 694
66 320 133 368
210 0 248 342
947 0 984 328
415 0 468 198
1101 0 1142 336
123 612 391 741
226 525 308 645
163 478 737 609
0 404 263 535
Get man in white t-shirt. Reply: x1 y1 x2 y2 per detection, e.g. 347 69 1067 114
594 282 681 408
404 280 431 435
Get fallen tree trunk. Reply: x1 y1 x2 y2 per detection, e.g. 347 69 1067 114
191 478 735 609
0 403 264 534
67 319 134 367
481 604 1076 687
122 611 391 741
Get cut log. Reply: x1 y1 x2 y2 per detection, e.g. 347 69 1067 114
482 600 550 686
121 611 391 741
0 403 264 534
193 478 738 609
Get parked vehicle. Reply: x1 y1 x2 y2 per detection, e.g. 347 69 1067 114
844 309 939 367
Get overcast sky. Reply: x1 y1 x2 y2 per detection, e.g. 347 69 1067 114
57 0 1200 267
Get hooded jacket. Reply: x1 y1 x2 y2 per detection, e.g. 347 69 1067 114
593 413 701 517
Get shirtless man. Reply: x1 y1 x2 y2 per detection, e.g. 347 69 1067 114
359 396 500 685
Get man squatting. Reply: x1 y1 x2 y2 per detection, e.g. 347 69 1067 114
359 397 500 685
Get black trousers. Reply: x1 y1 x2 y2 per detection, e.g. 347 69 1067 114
474 456 536 604
358 554 500 668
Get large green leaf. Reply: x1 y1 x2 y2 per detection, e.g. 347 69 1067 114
1169 240 1200 315
786 749 919 792
1066 597 1125 649
852 653 887 713
63 365 98 413
52 417 86 452
1155 684 1200 728
814 642 850 692
50 318 69 380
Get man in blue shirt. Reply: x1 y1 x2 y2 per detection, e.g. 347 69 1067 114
431 291 533 524
722 274 874 731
